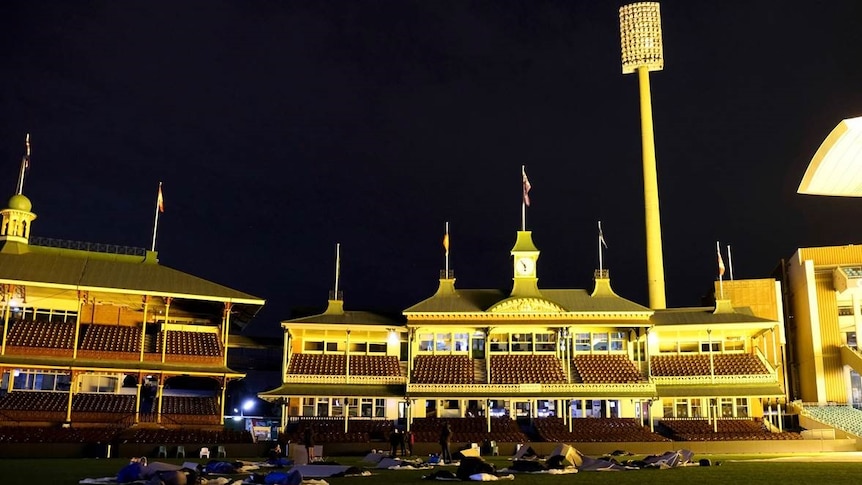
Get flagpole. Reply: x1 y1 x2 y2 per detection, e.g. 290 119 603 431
716 240 724 299
334 243 341 300
444 222 450 278
521 165 531 231
727 244 734 280
521 167 526 231
16 134 30 195
151 182 162 252
598 221 604 273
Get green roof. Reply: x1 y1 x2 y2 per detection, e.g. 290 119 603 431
0 243 264 304
650 306 777 327
404 279 651 316
259 383 406 398
283 300 404 327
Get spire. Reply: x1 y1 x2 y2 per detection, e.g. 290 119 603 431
16 133 30 195
442 221 453 279
324 243 344 315
2 135 37 248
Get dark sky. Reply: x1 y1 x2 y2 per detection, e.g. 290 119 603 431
2 1 862 336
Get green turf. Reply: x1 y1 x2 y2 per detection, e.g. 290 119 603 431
8 454 862 485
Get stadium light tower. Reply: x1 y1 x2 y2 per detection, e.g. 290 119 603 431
619 2 667 309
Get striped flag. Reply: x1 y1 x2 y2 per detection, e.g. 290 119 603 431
522 166 532 207
23 133 30 170
598 221 608 248
717 247 726 277
157 183 165 213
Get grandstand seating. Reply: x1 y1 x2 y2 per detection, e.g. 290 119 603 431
489 354 566 384
80 324 141 353
651 354 769 376
161 396 219 415
123 427 253 444
348 354 401 376
803 406 862 437
534 416 669 442
288 354 346 375
409 416 528 443
5 319 75 349
0 426 122 444
158 331 221 356
572 354 646 383
286 353 402 377
283 417 376 443
0 391 68 422
412 355 474 384
658 418 801 440
0 391 67 411
72 393 135 413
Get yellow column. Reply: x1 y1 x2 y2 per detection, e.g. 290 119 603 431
345 330 351 381
223 302 232 367
140 296 149 362
638 65 666 310
135 381 142 424
73 291 85 359
283 331 291 384
156 378 165 424
66 371 75 423
161 298 172 364
220 378 228 425
1 285 10 355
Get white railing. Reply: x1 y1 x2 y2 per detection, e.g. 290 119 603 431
283 375 405 385
651 374 778 385
407 382 656 394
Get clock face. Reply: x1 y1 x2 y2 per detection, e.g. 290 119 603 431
516 257 535 275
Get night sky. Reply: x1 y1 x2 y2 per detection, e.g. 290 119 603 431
2 1 862 336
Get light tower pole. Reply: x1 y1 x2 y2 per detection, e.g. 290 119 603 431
619 2 666 309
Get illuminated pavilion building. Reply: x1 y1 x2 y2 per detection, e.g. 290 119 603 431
0 172 265 441
263 225 792 448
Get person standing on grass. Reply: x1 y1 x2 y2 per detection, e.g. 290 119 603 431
406 429 415 456
302 426 315 463
439 422 453 464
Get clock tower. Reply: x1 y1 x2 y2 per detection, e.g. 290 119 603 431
510 230 541 297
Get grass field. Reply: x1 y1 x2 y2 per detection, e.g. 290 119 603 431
11 453 862 485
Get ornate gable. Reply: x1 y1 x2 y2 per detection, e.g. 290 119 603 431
488 297 565 314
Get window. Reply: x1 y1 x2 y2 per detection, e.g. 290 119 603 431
347 398 359 417
575 333 590 352
453 333 469 352
511 333 532 352
435 333 451 352
419 334 434 352
592 333 608 351
316 398 329 416
735 398 749 418
302 398 315 416
662 399 674 418
725 337 744 352
332 399 344 417
610 332 625 351
489 334 508 352
720 398 733 418
535 333 556 352
701 342 720 352
675 399 688 418
304 341 324 352
690 398 702 418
